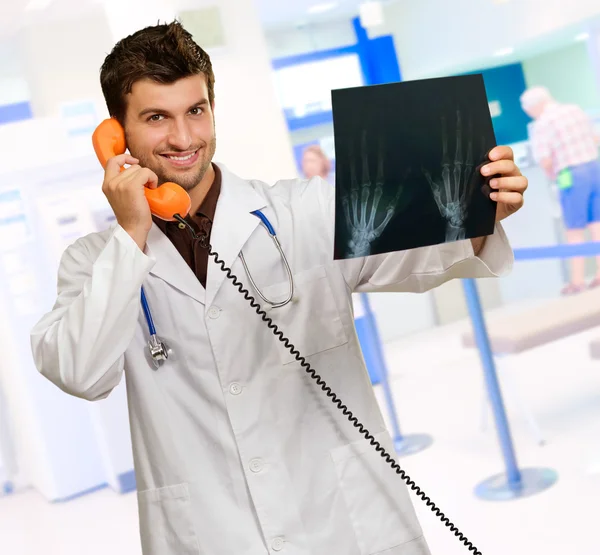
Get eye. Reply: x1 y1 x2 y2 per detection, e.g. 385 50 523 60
148 114 164 122
190 106 204 116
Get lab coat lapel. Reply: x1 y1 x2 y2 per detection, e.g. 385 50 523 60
145 223 205 305
205 163 267 308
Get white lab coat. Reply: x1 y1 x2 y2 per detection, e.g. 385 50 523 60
30 163 513 555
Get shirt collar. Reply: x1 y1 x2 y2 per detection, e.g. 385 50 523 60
152 163 221 230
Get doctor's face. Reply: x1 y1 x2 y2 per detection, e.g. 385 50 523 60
123 74 216 191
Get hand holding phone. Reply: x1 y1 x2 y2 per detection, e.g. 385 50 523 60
92 118 191 247
101 154 158 249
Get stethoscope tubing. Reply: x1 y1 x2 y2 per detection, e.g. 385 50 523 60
141 209 294 364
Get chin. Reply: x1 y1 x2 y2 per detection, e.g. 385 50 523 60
161 174 198 191
162 166 207 191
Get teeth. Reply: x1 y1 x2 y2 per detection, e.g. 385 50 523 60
167 151 195 161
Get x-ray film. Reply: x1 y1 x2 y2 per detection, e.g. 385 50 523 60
331 74 497 260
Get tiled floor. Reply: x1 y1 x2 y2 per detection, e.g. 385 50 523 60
2 313 600 555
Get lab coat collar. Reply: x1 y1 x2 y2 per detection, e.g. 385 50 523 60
145 222 205 305
144 162 267 307
205 162 267 308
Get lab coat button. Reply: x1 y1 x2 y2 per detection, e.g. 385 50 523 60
271 537 285 551
249 458 264 473
208 306 221 319
229 383 242 395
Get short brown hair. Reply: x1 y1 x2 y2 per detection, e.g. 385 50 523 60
99 20 215 124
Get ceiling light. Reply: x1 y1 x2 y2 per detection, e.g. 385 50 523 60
307 2 338 14
359 1 385 28
25 0 54 10
494 47 514 56
575 32 590 42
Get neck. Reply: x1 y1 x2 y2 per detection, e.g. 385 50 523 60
188 163 216 214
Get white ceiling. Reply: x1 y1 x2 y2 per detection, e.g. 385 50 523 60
2 0 599 78
0 0 367 40
447 16 600 76
254 0 365 29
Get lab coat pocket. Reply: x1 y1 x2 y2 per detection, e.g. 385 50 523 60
260 265 348 365
137 483 201 555
330 431 428 555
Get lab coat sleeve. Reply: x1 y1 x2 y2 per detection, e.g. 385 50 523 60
30 225 156 401
315 175 514 293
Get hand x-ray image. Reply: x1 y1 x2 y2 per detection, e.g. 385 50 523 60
331 74 497 260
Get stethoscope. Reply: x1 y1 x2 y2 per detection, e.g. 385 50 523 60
141 209 295 368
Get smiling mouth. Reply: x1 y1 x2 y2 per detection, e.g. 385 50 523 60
160 149 200 167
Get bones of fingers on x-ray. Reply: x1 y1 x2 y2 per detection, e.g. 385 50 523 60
342 130 407 258
423 110 480 242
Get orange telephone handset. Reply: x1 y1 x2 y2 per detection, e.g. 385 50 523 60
92 118 191 221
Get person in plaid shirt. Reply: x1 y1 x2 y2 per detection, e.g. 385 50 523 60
521 86 600 294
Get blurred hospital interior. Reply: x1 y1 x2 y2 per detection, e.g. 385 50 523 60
1 0 600 554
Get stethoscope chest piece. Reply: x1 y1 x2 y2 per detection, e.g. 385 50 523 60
148 334 171 369
141 209 294 370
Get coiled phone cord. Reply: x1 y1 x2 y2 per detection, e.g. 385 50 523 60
174 214 482 555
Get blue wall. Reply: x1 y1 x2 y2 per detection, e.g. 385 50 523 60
460 63 530 145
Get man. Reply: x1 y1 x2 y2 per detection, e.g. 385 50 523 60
31 21 526 555
521 86 600 294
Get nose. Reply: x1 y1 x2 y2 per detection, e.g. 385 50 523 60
167 118 192 151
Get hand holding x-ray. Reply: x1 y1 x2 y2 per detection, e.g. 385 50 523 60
342 130 409 258
422 110 483 242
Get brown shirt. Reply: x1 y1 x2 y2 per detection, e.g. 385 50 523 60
152 164 221 289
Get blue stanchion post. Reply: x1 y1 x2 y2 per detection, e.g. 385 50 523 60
462 278 558 501
462 279 521 485
359 293 433 457
360 294 403 441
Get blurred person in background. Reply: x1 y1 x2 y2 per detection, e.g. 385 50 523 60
301 143 333 183
521 86 600 295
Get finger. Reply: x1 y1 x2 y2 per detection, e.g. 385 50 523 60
361 129 370 184
487 145 513 162
122 166 158 190
489 191 524 207
105 154 139 180
441 115 449 166
141 168 159 190
455 110 462 167
489 175 528 192
376 134 384 184
112 164 142 187
103 164 141 194
481 159 521 177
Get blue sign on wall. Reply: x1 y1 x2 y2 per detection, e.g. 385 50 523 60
272 17 402 134
459 63 531 145
0 101 33 126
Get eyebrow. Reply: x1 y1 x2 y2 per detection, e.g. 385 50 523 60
138 99 209 118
